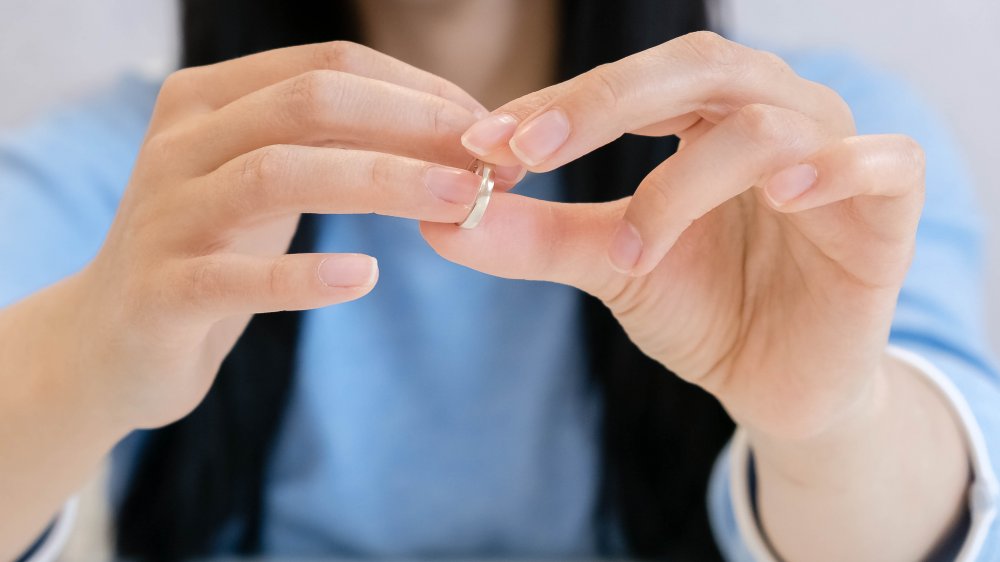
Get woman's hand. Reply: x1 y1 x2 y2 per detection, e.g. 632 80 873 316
71 41 524 432
427 30 915 442
2 41 531 557
422 32 967 560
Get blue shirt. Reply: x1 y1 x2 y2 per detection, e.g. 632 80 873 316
3 51 1000 559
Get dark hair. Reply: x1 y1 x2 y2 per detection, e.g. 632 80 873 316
116 1 733 560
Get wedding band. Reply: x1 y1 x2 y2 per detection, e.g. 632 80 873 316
457 160 495 229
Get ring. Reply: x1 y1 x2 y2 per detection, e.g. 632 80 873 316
457 160 495 229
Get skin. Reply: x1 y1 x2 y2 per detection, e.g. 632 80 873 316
0 1 969 560
431 30 968 561
0 38 514 559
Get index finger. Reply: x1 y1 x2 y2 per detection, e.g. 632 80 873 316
461 31 854 171
160 41 487 119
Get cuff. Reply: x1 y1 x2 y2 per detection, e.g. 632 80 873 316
16 496 78 562
728 345 1000 561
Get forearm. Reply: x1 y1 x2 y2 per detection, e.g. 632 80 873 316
0 273 126 559
749 349 969 561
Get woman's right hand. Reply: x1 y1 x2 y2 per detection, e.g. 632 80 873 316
74 41 503 431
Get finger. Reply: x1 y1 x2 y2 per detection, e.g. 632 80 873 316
419 191 627 300
610 104 832 275
152 70 480 175
761 134 926 283
171 253 378 319
182 145 485 236
460 112 704 168
461 31 853 170
764 134 925 217
157 41 486 121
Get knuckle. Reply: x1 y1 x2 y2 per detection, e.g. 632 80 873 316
836 144 871 188
283 70 337 124
314 40 361 72
366 152 396 192
644 174 682 219
840 135 925 200
733 103 793 147
583 64 627 111
896 135 927 187
425 96 465 137
897 135 926 170
755 49 793 75
155 68 210 117
643 173 700 232
680 30 742 69
238 145 292 209
186 256 227 302
429 78 456 105
267 255 298 308
159 67 199 98
143 130 184 162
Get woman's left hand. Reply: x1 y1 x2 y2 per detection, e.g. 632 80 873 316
422 32 966 560
424 31 924 441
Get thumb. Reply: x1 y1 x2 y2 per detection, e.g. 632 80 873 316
419 190 627 299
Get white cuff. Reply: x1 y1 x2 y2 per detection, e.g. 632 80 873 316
729 344 1000 561
19 496 78 562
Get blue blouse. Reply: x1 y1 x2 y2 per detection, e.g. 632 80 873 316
3 50 999 559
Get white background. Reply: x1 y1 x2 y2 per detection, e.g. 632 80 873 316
0 0 998 349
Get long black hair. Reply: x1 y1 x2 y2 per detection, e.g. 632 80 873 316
116 1 734 560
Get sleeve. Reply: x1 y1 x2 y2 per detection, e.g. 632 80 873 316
706 52 1000 561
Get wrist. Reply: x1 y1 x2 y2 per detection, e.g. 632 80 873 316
0 271 129 557
745 347 971 561
13 270 134 445
745 354 891 487
746 348 967 491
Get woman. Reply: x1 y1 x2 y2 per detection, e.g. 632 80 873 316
2 0 997 560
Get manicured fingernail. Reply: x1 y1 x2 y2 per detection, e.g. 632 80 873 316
608 220 643 273
423 166 480 205
462 113 519 155
766 163 818 206
494 164 524 184
318 255 378 288
510 108 571 166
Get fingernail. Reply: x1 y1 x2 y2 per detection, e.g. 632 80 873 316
608 220 643 273
318 255 378 288
462 113 519 155
510 108 571 166
423 166 480 205
494 164 524 184
766 163 818 206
